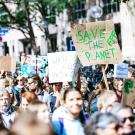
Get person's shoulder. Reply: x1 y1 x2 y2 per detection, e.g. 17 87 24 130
131 130 135 135
52 106 66 119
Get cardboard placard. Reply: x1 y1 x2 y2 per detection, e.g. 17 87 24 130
21 55 48 77
114 63 128 79
0 56 16 72
71 20 122 66
122 79 135 108
48 51 80 83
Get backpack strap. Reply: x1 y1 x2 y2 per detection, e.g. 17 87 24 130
58 117 64 134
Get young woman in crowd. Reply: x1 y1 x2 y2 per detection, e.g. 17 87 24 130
113 79 124 103
12 75 26 106
52 87 87 135
80 82 89 113
20 91 37 111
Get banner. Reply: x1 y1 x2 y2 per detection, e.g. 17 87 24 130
114 63 128 79
21 55 48 77
71 20 122 66
0 56 16 72
48 51 80 83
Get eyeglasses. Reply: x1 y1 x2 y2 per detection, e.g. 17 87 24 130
122 116 134 123
28 81 34 85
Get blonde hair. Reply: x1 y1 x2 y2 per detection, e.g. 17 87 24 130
97 90 116 111
113 79 123 90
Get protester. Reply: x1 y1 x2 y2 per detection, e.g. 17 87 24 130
52 87 87 135
11 111 56 135
97 90 119 112
110 103 135 135
0 78 14 104
28 100 50 123
12 75 26 106
50 82 62 112
27 74 51 109
21 91 38 111
80 82 89 113
113 79 124 103
0 89 16 128
84 112 121 135
86 88 102 115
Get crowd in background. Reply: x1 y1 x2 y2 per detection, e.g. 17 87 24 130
0 66 135 135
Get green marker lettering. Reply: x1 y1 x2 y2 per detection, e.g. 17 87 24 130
96 51 101 59
85 52 91 62
99 51 106 59
77 30 84 41
99 29 105 39
107 30 117 47
84 31 91 41
104 49 111 59
109 48 115 57
91 28 97 39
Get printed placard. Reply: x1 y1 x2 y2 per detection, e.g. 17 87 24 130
71 20 122 66
48 51 80 83
114 63 128 79
21 55 48 77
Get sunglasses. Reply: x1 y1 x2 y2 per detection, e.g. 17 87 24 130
122 116 134 123
18 79 23 81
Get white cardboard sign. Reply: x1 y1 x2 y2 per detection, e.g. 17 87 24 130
48 51 80 83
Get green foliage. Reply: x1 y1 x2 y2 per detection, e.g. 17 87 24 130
16 10 28 28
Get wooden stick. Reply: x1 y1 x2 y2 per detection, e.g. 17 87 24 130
102 64 109 90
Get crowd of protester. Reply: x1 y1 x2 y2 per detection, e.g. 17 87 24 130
0 66 135 135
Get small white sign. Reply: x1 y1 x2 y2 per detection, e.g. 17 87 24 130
114 63 128 79
48 51 80 83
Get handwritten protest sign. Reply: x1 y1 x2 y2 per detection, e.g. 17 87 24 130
122 79 135 108
48 51 80 83
114 63 128 79
0 56 16 72
21 55 48 77
71 20 122 66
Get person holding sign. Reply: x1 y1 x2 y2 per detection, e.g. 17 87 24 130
113 79 124 103
52 87 87 135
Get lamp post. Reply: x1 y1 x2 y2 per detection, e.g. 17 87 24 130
88 0 103 21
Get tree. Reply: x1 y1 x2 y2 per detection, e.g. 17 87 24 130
0 0 79 54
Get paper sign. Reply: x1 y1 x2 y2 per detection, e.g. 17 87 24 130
48 51 80 83
71 20 122 66
0 56 16 72
114 63 128 79
21 55 48 77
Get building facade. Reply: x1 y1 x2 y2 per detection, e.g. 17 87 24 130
0 0 135 63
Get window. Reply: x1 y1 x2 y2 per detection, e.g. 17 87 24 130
72 0 86 21
102 0 120 15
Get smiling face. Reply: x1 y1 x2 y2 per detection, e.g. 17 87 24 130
27 78 37 92
117 80 123 92
64 90 83 119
